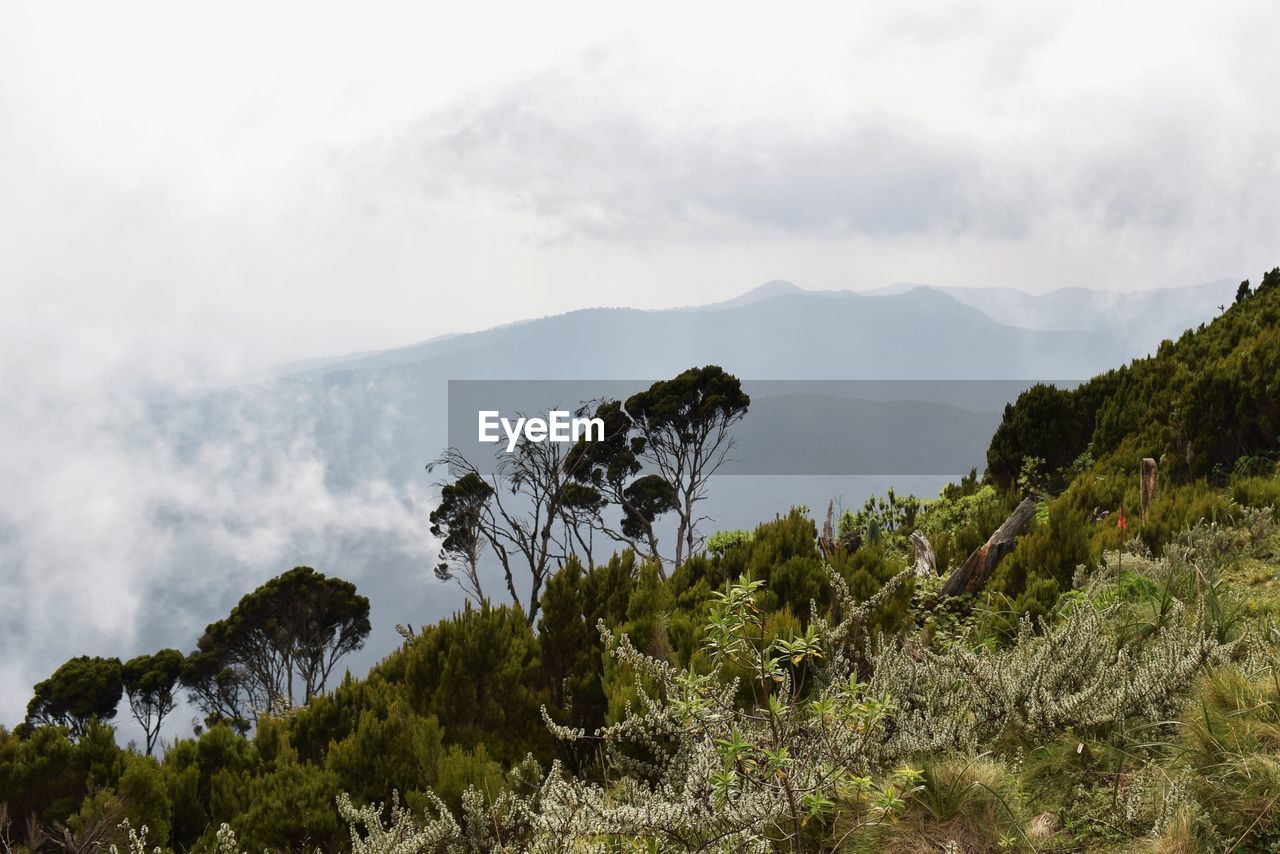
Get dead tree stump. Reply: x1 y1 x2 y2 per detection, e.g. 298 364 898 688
910 531 936 578
1140 458 1158 523
940 497 1037 597
819 500 836 559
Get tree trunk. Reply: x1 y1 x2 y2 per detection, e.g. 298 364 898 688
1140 457 1158 524
910 531 936 578
940 497 1037 597
819 500 836 559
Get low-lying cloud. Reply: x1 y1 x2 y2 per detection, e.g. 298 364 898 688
3 0 1280 734
0 297 441 729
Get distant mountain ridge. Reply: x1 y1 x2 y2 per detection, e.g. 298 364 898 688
867 278 1234 350
135 275 1232 702
281 285 1122 381
278 277 1232 381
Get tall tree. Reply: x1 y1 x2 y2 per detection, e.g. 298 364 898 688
181 645 256 733
429 471 495 604
122 649 184 755
188 567 371 721
624 365 750 568
25 656 123 738
433 423 580 626
564 398 673 568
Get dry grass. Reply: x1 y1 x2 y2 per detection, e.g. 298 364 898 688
852 755 1032 853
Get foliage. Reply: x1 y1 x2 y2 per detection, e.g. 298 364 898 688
428 471 494 604
122 649 184 756
838 488 922 554
187 566 371 728
706 528 752 556
391 602 552 767
988 266 1280 490
536 554 635 773
26 656 124 739
1176 665 1280 849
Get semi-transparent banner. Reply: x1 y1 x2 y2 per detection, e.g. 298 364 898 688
446 379 1078 475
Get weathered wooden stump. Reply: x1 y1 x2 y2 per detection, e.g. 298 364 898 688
910 531 936 578
940 497 1037 597
1140 458 1158 523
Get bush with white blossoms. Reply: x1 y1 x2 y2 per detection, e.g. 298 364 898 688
524 574 923 851
106 520 1253 854
868 595 1229 759
305 570 922 853
299 548 1242 853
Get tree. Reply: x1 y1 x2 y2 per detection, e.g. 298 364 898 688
565 398 673 568
25 656 123 738
180 646 255 734
432 425 580 626
1236 279 1252 304
122 649 184 755
189 567 371 722
986 382 1095 490
535 554 638 771
1257 266 1280 296
429 368 747 614
428 471 494 604
399 602 552 765
623 365 750 569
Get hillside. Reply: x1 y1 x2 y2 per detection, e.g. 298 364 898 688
3 270 1280 852
123 283 1148 707
988 267 1280 486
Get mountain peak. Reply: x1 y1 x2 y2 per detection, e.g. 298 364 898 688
713 280 804 309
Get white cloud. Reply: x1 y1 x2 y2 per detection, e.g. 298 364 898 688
2 0 1280 726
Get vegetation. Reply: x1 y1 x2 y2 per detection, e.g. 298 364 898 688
5 274 1280 851
122 650 184 757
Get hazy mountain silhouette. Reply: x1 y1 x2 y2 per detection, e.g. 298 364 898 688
868 279 1234 353
134 279 1224 704
283 286 1131 382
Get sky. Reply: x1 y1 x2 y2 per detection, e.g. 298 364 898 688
2 0 1280 732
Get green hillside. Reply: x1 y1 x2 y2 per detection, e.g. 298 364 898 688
4 271 1280 852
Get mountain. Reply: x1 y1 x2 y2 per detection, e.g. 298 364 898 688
695 279 805 310
122 280 1226 730
281 286 1128 383
867 279 1235 354
291 279 1228 382
223 287 1132 497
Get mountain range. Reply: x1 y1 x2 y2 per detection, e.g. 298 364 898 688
281 279 1231 382
122 277 1234 736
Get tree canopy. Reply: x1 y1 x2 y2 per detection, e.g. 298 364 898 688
25 656 123 739
122 649 184 755
187 567 371 724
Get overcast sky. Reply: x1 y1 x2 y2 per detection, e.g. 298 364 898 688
3 1 1280 730
4 1 1280 371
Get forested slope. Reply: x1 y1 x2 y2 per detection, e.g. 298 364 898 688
4 271 1280 852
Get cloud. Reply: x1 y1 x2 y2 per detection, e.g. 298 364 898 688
0 288 443 728
3 0 1280 732
415 101 995 239
378 36 1280 252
